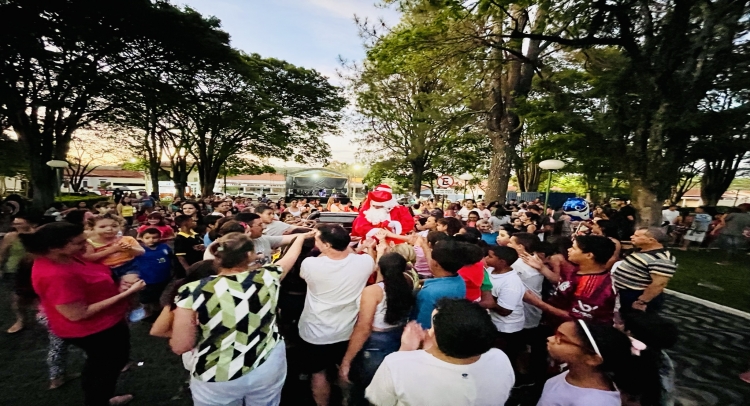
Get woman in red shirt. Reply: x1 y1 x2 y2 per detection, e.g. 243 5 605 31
22 222 145 406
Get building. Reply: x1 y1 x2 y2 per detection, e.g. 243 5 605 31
678 188 750 207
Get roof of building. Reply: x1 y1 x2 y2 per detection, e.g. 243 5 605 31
83 169 145 179
227 174 285 181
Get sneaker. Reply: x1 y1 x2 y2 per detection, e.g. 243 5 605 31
128 307 147 323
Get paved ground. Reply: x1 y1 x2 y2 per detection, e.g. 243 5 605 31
660 295 750 406
0 278 748 405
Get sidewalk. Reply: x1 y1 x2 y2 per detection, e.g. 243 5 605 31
662 294 750 406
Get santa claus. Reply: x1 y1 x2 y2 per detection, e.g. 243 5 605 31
351 184 415 243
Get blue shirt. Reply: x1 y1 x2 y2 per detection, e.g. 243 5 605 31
203 233 213 247
412 276 466 328
135 243 173 284
481 232 499 246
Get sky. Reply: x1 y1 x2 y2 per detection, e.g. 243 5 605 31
178 0 402 164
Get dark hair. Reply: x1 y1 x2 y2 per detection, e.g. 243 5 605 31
432 298 496 358
279 212 294 222
426 230 450 246
619 312 679 405
202 215 223 227
532 240 556 257
160 260 217 308
316 224 350 251
511 232 537 252
20 222 84 254
64 209 87 226
487 245 518 266
467 210 480 219
457 227 482 242
174 214 194 228
234 212 260 224
140 227 162 238
431 240 477 274
574 235 616 265
594 219 619 239
210 233 255 268
213 220 245 239
143 212 165 226
255 204 273 214
464 199 475 204
574 321 660 406
181 200 203 220
437 217 463 236
378 253 415 325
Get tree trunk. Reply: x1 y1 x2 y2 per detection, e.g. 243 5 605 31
630 180 662 227
410 161 424 196
28 158 57 209
700 157 742 207
199 164 219 197
485 132 513 204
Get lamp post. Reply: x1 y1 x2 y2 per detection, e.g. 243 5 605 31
538 159 566 211
459 172 474 200
46 160 69 199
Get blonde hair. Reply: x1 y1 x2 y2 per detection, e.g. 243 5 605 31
390 243 416 264
86 212 125 229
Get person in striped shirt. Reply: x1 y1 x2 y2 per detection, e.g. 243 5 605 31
613 227 677 313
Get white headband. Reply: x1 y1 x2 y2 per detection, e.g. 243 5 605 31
577 319 602 358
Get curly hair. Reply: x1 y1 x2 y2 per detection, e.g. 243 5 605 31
86 212 125 229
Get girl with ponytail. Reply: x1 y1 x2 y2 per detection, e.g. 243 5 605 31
339 252 416 406
538 319 664 406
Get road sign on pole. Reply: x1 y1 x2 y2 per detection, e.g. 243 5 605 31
437 175 455 188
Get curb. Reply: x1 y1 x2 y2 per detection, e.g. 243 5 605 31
665 289 750 320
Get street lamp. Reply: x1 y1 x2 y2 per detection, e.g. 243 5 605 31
459 172 474 200
538 159 566 211
46 160 69 198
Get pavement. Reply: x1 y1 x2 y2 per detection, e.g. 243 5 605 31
661 294 750 406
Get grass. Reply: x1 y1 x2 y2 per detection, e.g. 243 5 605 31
668 249 750 313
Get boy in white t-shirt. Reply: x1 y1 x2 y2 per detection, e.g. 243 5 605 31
484 245 526 368
366 299 514 406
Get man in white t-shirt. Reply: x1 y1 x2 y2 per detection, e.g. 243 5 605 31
457 199 478 221
366 299 514 406
661 204 679 227
298 224 374 406
484 245 526 367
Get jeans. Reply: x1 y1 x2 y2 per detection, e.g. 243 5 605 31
618 289 665 313
349 328 403 406
64 321 130 406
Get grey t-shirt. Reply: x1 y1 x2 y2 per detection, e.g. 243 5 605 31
252 235 284 264
264 220 293 236
722 212 750 236
537 371 621 406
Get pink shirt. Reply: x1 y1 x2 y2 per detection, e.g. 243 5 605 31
32 256 127 338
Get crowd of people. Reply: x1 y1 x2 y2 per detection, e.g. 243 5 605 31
0 188 748 406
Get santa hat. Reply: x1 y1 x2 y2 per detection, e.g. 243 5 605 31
365 184 397 209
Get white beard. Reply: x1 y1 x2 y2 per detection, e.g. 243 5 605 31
364 207 391 225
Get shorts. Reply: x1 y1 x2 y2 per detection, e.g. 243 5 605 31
139 281 169 304
298 339 349 374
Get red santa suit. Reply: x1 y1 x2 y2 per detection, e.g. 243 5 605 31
352 184 415 244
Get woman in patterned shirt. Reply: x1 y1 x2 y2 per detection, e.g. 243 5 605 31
170 230 314 406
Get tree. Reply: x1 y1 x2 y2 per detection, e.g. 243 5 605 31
64 131 125 192
172 54 345 197
0 0 238 208
506 0 750 225
347 32 482 195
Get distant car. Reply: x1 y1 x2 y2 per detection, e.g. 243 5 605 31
239 192 260 198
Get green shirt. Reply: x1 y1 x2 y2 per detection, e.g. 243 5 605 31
175 265 283 382
480 269 492 292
